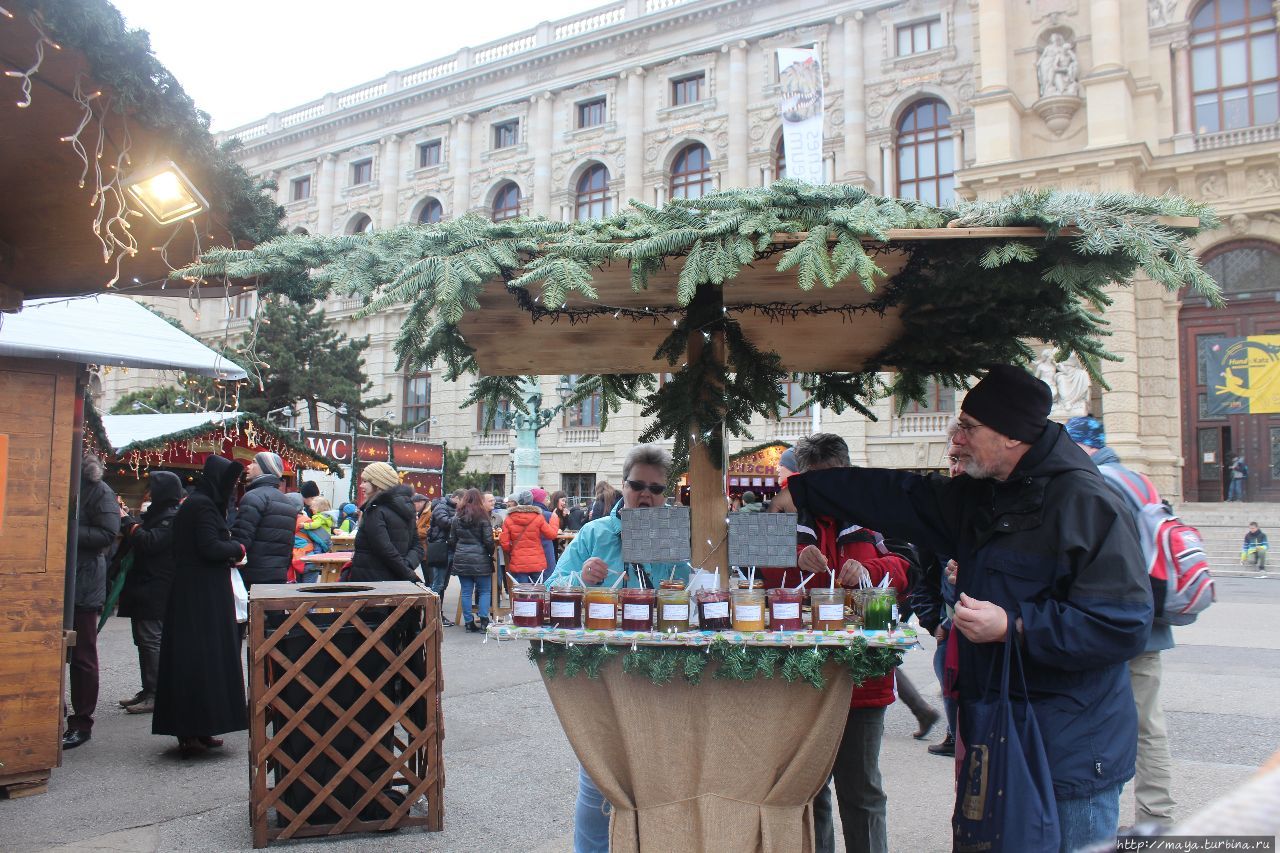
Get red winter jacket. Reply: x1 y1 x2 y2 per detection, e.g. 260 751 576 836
761 514 909 709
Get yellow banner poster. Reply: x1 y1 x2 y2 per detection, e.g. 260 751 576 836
1204 335 1280 415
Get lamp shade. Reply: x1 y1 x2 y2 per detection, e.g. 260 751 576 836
124 160 208 225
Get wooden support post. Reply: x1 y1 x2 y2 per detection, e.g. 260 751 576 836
686 286 729 588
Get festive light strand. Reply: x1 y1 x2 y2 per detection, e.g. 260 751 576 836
3 12 60 108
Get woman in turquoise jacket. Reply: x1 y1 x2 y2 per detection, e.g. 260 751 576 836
549 444 691 853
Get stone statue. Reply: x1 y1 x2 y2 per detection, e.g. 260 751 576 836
1053 354 1092 418
1148 0 1177 27
1033 348 1058 389
1037 34 1080 98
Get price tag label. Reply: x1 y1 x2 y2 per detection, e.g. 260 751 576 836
623 604 651 620
734 604 762 621
817 604 844 621
771 602 800 619
513 600 538 617
661 604 689 620
588 603 615 620
550 601 576 618
702 601 729 619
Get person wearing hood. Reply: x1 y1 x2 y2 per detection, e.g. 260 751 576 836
230 451 296 588
153 455 248 757
788 366 1152 853
1067 415 1177 830
64 453 122 750
500 490 558 583
115 470 183 715
348 462 424 583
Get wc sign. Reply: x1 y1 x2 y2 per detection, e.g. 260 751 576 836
301 431 353 464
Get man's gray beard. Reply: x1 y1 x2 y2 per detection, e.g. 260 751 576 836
960 458 997 480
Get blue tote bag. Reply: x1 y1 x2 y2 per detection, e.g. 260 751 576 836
952 627 1060 852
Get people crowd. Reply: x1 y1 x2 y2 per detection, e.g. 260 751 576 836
70 362 1248 850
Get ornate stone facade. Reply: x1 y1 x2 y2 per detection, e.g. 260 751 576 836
102 0 1280 501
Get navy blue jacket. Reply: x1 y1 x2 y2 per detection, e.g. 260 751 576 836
789 422 1152 798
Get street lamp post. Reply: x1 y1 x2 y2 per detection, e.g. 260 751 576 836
493 376 574 493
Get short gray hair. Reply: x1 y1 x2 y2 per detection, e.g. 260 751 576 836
793 433 850 472
622 443 672 481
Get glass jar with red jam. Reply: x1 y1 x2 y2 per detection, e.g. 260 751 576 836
548 586 585 629
767 587 805 631
696 589 732 631
511 583 547 628
619 588 656 631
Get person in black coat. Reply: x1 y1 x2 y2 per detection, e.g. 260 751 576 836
116 470 183 714
231 451 296 587
448 488 495 632
153 455 248 757
64 453 121 750
347 462 425 583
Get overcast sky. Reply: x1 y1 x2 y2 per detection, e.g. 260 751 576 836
110 0 607 131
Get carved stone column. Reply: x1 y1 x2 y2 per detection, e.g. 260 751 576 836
1090 0 1124 71
842 13 867 183
379 134 401 228
1171 40 1195 152
533 93 554 216
977 0 1009 91
451 115 472 217
727 41 749 189
624 68 646 205
316 154 336 235
972 0 1021 163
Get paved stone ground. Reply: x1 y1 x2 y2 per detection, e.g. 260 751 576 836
2 576 1275 852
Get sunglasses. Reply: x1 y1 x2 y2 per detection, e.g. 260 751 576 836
625 479 666 495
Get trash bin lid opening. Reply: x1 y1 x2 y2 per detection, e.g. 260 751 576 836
297 584 377 594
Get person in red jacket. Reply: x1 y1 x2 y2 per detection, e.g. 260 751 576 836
500 490 558 583
793 433 909 853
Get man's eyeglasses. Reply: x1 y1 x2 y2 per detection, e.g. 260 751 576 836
948 418 987 438
625 479 666 495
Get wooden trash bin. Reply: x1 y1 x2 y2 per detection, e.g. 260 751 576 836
247 582 444 848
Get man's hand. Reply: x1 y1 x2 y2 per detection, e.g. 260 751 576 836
798 545 828 575
953 593 1009 643
581 557 610 585
837 559 869 588
945 559 958 586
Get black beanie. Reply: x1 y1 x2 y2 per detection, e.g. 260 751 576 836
960 364 1052 443
299 480 320 499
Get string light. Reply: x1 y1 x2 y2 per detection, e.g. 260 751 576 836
3 13 59 108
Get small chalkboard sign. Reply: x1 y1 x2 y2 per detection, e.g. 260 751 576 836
619 506 692 564
728 512 798 568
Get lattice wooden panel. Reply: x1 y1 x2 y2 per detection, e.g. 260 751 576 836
247 583 444 848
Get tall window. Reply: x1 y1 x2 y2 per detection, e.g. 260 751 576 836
418 198 443 224
671 73 704 106
290 176 311 201
577 97 606 128
1201 240 1280 296
896 18 942 56
562 473 596 498
575 164 611 220
403 372 431 435
563 374 601 429
492 182 522 221
1190 0 1279 134
351 159 373 185
670 143 713 200
897 380 956 414
493 119 520 149
896 99 954 206
347 213 373 234
774 136 786 180
417 140 442 168
229 290 256 319
477 398 512 431
777 377 809 419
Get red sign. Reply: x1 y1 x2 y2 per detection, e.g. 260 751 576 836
301 431 353 463
400 470 442 498
391 439 444 471
355 435 390 463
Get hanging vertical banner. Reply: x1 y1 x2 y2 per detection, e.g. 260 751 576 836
1202 335 1280 415
777 48 825 185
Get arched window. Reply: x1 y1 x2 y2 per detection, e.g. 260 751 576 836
492 182 521 221
670 143 713 200
347 213 373 234
896 99 954 206
418 198 443 224
1190 0 1279 134
575 164 611 220
1201 240 1280 297
774 136 786 181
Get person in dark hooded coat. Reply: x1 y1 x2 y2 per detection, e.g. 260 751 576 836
348 461 424 583
116 470 183 714
153 455 248 756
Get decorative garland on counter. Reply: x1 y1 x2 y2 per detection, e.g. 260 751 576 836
529 636 903 690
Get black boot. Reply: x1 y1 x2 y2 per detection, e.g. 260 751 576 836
464 620 481 633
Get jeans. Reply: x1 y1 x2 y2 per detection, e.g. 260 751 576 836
457 575 491 624
1128 651 1175 826
130 617 163 697
1057 780 1123 853
512 572 540 584
429 563 452 596
67 607 101 733
574 764 612 853
933 634 957 738
296 569 320 584
1227 478 1244 501
813 706 888 853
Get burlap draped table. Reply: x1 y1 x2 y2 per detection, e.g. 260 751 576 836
540 661 855 853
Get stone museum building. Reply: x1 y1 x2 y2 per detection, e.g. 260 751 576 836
105 0 1280 502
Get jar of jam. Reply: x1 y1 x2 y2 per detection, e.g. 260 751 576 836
767 587 805 631
862 588 897 631
656 587 691 632
810 589 847 631
619 588 656 631
548 586 584 629
511 583 547 628
730 589 766 632
584 588 620 630
696 589 732 631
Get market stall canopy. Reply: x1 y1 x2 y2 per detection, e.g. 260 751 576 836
0 1 282 305
0 294 246 378
100 411 238 451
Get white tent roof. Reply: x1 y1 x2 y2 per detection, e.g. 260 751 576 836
100 412 241 452
0 294 247 379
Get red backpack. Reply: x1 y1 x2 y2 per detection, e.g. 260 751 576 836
1097 465 1215 626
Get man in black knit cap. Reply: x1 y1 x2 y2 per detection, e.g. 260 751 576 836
788 364 1152 852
